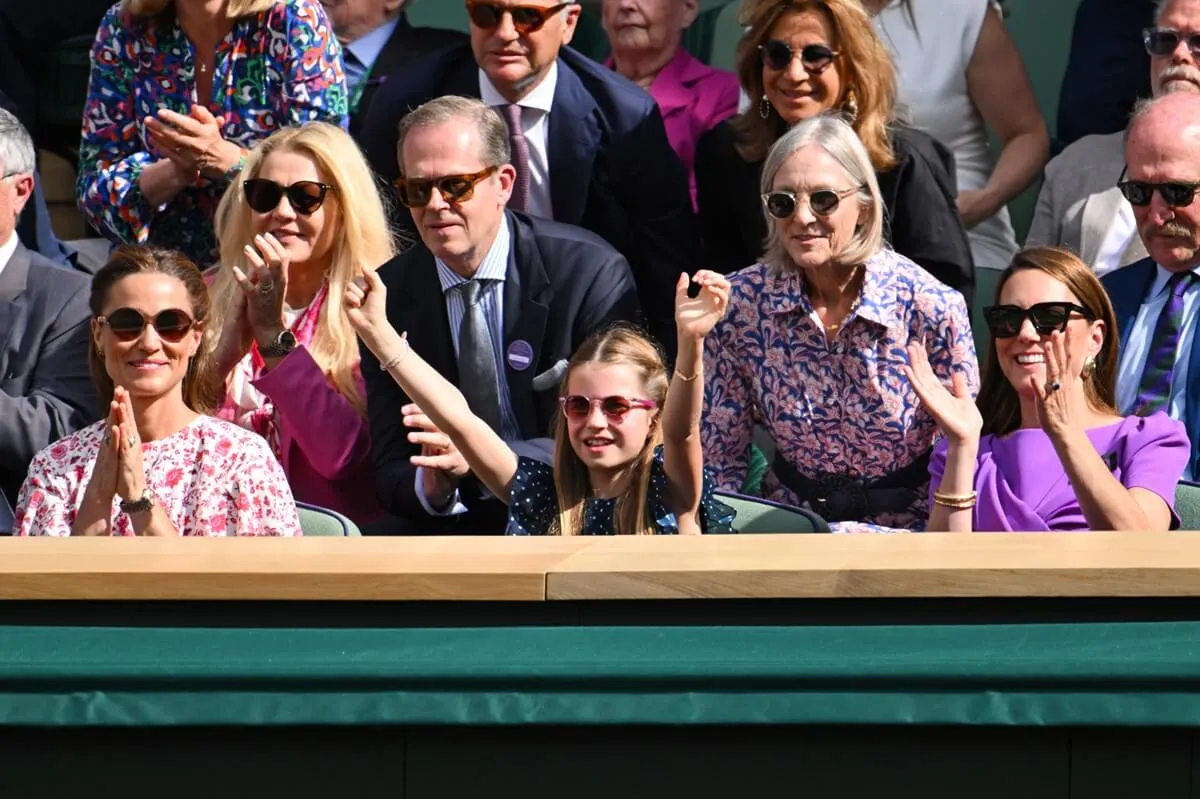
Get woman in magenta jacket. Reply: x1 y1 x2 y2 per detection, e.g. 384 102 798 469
208 122 394 526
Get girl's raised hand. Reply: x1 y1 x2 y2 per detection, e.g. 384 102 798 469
675 270 731 341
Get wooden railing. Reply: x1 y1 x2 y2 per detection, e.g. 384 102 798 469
1 533 1198 600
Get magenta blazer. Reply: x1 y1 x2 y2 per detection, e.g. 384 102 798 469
252 348 382 525
608 48 740 209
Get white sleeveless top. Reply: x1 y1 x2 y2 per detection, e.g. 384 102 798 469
874 0 1018 270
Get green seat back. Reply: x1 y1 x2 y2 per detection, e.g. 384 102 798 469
296 502 361 537
708 0 743 72
1175 482 1200 531
406 0 471 33
716 491 831 533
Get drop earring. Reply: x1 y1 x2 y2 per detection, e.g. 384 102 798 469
758 93 772 119
841 89 860 123
1081 355 1097 379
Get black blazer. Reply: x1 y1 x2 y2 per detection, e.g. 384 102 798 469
347 14 467 141
362 43 698 350
0 244 96 508
363 210 642 534
694 120 975 300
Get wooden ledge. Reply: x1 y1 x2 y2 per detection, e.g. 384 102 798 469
0 537 591 600
1 533 1199 601
545 532 1200 599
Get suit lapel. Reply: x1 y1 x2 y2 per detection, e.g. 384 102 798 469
1078 188 1125 266
501 213 550 437
0 244 33 361
547 55 601 225
397 247 458 385
1109 258 1157 351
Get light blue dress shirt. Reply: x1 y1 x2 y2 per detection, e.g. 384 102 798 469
343 16 400 98
1115 263 1200 478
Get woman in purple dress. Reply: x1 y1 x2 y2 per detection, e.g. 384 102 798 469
906 246 1189 532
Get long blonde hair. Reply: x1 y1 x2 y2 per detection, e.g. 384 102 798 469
210 122 395 413
731 0 897 169
550 325 670 536
120 0 275 17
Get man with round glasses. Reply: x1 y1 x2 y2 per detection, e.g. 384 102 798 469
363 96 641 534
1101 90 1200 479
360 0 697 354
1029 0 1200 273
0 107 95 531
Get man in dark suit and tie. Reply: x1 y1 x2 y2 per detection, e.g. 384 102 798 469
363 95 641 534
1103 91 1200 479
0 108 95 529
322 0 467 140
362 0 697 353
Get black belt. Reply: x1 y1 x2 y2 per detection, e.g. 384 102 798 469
771 450 931 523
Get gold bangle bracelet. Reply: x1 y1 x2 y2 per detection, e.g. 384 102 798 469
933 490 977 510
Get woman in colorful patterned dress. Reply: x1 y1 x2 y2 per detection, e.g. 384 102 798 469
702 114 978 532
908 246 1189 531
15 246 302 537
345 266 737 536
208 122 394 526
77 0 347 267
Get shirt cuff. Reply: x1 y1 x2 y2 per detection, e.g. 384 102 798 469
414 467 468 516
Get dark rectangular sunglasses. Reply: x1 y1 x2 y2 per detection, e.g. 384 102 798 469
1143 26 1200 57
392 166 498 208
99 308 195 342
559 395 658 420
1117 175 1200 208
982 302 1094 339
761 186 859 220
466 1 571 33
243 178 335 215
758 40 838 73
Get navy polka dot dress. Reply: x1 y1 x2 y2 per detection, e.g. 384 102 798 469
506 445 737 535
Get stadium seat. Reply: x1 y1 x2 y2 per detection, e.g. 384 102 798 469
296 501 361 537
406 0 471 33
716 490 831 533
708 0 742 72
1175 482 1200 531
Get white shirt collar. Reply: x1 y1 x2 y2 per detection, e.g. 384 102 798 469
478 60 558 113
435 214 511 290
0 232 20 282
1149 262 1200 299
345 16 400 71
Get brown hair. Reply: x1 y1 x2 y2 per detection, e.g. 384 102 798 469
395 95 511 176
89 245 222 415
550 324 669 536
977 246 1120 437
730 0 897 168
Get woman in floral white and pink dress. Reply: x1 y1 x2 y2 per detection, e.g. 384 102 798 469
15 245 301 536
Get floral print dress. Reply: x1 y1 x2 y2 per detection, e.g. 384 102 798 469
77 0 347 266
702 251 979 532
15 416 302 536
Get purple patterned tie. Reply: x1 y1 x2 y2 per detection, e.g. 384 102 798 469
501 103 531 213
1133 271 1197 415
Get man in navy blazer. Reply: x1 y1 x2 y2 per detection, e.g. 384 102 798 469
363 96 641 534
0 108 94 525
1102 92 1200 478
361 1 696 353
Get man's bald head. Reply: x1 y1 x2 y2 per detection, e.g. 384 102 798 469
1125 92 1200 271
